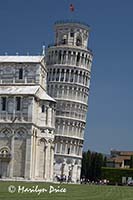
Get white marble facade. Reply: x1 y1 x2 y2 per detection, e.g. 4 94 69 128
0 21 93 182
0 56 56 181
47 21 93 183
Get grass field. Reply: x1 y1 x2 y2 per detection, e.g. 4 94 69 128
0 181 133 200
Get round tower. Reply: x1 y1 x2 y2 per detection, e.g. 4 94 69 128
46 20 93 183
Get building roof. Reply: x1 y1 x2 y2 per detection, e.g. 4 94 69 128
0 85 55 102
38 91 56 102
111 150 133 156
119 151 133 156
0 56 44 63
0 85 39 95
108 156 131 163
36 86 56 102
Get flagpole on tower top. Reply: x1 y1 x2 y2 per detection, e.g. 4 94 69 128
69 3 75 21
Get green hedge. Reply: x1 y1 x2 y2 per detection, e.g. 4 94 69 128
102 167 133 184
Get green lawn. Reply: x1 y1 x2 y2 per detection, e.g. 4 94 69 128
0 181 133 200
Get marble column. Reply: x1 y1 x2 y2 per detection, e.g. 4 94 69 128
62 122 65 135
59 69 61 82
66 51 68 65
64 69 66 82
48 107 52 127
9 129 14 178
68 69 71 82
60 140 63 153
65 141 68 154
24 136 32 179
71 51 73 65
44 143 48 180
61 51 63 64
77 165 81 182
50 144 54 180
31 131 36 179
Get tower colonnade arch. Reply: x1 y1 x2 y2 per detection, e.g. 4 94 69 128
47 47 92 71
55 118 85 139
55 100 88 122
48 83 89 104
54 136 83 157
47 66 91 87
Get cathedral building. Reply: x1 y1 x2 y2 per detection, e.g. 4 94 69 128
0 56 56 181
0 20 93 182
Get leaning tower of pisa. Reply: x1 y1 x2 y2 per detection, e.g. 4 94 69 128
46 20 93 183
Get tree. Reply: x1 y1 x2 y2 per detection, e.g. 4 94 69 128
130 155 133 168
95 153 104 179
103 156 107 167
81 150 105 181
81 150 91 180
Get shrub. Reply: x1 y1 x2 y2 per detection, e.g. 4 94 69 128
102 167 133 184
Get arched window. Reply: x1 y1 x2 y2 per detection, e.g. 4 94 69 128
52 69 55 81
67 147 70 154
68 51 71 64
62 143 66 154
64 86 67 97
56 69 60 81
79 71 82 83
83 72 86 85
76 36 82 46
70 70 74 82
85 55 88 66
62 35 67 44
1 97 7 111
42 105 45 113
0 147 10 158
62 51 66 64
60 69 64 81
76 52 80 66
70 29 74 37
73 51 76 65
69 86 72 97
16 97 21 111
65 69 69 82
73 87 77 98
85 76 88 85
0 148 8 154
59 85 62 97
58 50 62 64
57 143 61 153
19 68 23 79
45 107 48 125
75 70 78 82
81 53 84 66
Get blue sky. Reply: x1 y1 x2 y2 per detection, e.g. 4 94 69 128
0 0 133 154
